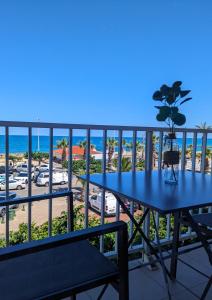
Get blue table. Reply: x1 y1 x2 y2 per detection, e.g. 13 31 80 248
80 170 212 300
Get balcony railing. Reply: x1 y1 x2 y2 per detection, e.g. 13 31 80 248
0 120 211 256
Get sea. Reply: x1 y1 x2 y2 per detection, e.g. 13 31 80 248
0 135 210 154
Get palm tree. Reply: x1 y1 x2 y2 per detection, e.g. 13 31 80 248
79 140 95 160
195 122 212 130
106 138 118 169
113 157 132 172
57 138 68 163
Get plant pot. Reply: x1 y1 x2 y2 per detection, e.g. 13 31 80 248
163 150 180 165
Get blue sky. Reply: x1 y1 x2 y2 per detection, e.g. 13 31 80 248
0 0 212 128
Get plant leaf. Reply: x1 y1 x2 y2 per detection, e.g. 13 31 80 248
160 84 170 96
180 97 192 105
180 90 191 98
171 107 179 114
172 81 182 88
171 113 186 126
156 113 167 122
166 94 175 104
153 90 163 101
156 106 171 122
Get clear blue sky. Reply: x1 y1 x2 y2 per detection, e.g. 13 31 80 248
0 0 212 128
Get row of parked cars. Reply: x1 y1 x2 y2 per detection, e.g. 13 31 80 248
0 163 69 190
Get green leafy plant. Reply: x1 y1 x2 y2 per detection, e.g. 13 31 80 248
153 81 192 131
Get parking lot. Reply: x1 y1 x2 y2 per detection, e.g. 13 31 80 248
0 173 142 238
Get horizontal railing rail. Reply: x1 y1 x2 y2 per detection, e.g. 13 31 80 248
1 120 212 133
0 191 72 207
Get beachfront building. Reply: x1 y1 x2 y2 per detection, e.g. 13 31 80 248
54 145 102 160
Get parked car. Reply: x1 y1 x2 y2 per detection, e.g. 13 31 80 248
0 192 18 217
0 174 13 182
0 180 26 191
36 171 68 187
16 163 35 173
39 164 49 172
0 166 13 175
14 172 34 184
89 192 117 216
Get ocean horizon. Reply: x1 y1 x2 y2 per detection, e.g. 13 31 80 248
0 135 210 154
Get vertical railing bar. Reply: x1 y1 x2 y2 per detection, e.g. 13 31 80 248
158 131 163 170
143 130 153 261
116 130 122 220
130 130 137 242
181 132 186 170
117 130 122 173
192 132 197 172
166 214 171 240
67 128 73 232
154 212 159 242
85 129 90 228
200 132 207 173
132 130 137 172
115 130 122 253
145 130 153 171
199 132 207 214
48 127 53 237
5 126 9 246
100 129 107 253
27 127 32 241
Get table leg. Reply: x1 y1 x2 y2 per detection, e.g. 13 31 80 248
170 211 181 280
114 194 171 278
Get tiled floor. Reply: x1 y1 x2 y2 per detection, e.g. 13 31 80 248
74 245 212 300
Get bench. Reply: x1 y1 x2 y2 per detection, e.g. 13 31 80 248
0 221 129 300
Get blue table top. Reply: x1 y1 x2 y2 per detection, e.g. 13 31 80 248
80 171 212 214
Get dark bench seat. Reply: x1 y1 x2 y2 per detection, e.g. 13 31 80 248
0 221 129 300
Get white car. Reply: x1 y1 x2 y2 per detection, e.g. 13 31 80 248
16 163 28 173
36 171 68 187
0 180 26 191
89 192 117 216
16 163 35 173
14 172 32 184
39 164 49 172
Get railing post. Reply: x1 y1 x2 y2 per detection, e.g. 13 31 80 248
100 129 107 253
68 128 73 232
5 126 9 247
143 131 154 266
84 129 90 228
27 127 32 242
48 128 53 237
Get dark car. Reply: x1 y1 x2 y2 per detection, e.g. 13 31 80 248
0 192 18 217
0 166 13 175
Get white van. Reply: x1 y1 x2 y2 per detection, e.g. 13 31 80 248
89 192 117 216
36 171 68 187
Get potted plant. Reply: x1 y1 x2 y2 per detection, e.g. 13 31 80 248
152 81 192 183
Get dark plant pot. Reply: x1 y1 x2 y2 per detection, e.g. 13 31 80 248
163 150 180 165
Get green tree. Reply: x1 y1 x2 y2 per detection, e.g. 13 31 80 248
24 152 49 165
57 138 68 163
9 154 21 167
113 157 132 172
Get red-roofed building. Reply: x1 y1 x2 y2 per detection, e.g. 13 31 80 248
54 146 102 160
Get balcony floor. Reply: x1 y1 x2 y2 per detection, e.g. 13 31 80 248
72 245 212 300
